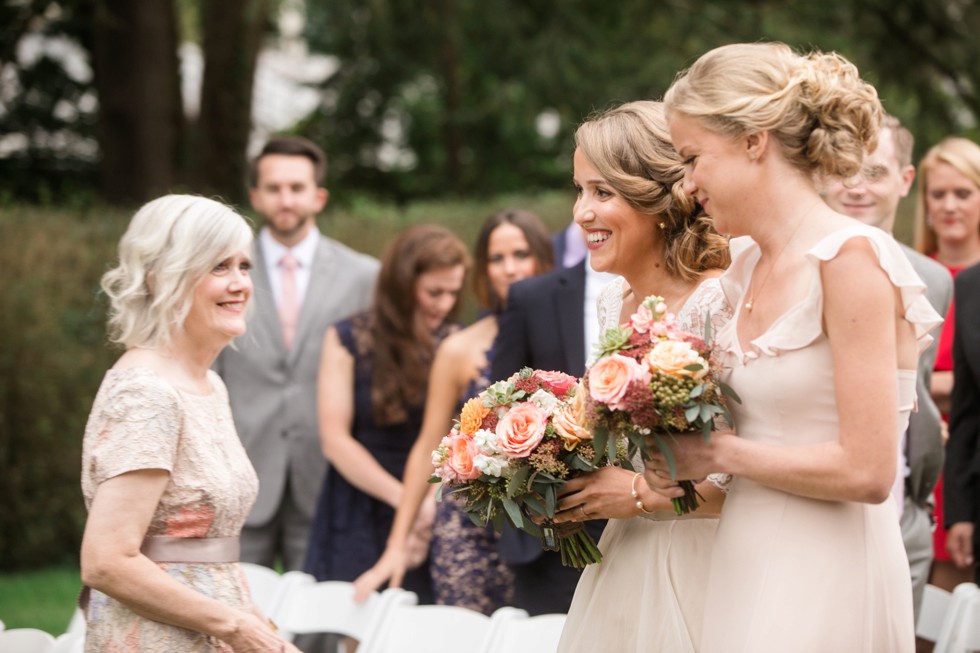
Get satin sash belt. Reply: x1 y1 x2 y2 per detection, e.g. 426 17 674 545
140 536 241 563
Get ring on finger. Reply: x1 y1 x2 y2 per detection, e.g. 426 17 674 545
579 504 591 519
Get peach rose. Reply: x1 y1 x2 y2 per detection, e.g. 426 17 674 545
535 370 579 397
552 384 592 450
448 433 482 480
495 403 548 458
459 396 491 435
646 340 708 379
588 353 652 410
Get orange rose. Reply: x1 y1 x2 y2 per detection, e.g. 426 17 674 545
646 340 708 379
552 384 592 450
496 403 548 458
459 396 491 435
448 433 482 480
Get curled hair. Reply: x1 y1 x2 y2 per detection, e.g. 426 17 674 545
575 100 730 280
371 224 471 425
665 42 882 181
101 195 253 350
472 209 554 311
914 136 980 255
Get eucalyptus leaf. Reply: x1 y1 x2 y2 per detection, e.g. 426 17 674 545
653 433 678 480
507 464 530 498
502 497 523 527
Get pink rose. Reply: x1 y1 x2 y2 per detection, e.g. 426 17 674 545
535 370 579 397
588 353 652 410
448 433 482 480
630 304 655 333
495 403 548 458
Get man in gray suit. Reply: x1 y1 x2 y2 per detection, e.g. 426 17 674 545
215 136 380 570
824 115 952 620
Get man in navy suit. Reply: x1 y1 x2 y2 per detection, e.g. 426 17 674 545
945 262 980 583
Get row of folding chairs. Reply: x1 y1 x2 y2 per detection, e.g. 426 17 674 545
1 563 565 653
917 582 980 653
259 565 566 652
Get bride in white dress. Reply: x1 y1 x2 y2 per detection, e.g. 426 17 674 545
554 100 732 653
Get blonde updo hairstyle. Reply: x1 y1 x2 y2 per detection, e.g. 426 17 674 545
575 100 730 281
101 194 254 350
664 42 883 182
914 137 980 255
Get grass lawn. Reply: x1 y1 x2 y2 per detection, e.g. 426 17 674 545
0 565 81 635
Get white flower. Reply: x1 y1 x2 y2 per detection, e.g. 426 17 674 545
474 454 508 477
528 388 560 415
473 428 501 455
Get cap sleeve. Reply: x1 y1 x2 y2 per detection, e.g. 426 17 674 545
808 226 943 355
85 369 182 486
746 225 943 356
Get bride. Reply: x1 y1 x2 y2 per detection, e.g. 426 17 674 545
553 100 731 653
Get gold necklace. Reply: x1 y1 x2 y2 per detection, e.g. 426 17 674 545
743 215 808 313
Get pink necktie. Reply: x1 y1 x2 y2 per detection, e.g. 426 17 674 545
279 252 300 349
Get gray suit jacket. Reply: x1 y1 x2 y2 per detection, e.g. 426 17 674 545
901 242 952 505
214 233 380 527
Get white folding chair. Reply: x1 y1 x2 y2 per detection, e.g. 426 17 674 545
358 590 506 653
275 577 387 642
50 633 84 653
917 583 953 643
0 627 57 652
240 562 285 616
934 582 980 653
63 608 85 638
481 610 566 653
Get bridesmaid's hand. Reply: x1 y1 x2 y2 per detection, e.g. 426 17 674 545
643 429 733 497
554 466 672 521
353 545 409 602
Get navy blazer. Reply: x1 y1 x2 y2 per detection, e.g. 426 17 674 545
944 262 980 541
491 260 605 564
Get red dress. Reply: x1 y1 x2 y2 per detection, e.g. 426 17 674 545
932 262 965 562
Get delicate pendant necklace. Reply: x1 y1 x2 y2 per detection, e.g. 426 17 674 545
743 214 808 313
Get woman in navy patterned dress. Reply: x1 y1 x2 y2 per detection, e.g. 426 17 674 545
354 209 554 613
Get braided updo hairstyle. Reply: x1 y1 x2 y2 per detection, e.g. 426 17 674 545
574 100 730 281
664 42 882 181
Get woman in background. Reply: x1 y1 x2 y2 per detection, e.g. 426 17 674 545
914 137 980 593
81 194 298 652
304 224 470 605
354 209 554 614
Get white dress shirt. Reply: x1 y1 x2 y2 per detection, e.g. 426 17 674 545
259 226 321 313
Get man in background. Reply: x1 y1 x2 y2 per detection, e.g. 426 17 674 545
215 136 379 570
824 115 952 620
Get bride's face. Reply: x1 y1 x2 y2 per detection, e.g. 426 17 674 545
572 148 659 278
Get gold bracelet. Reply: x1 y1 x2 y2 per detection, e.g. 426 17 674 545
631 472 655 514
268 617 278 633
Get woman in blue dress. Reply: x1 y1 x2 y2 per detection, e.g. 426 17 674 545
353 209 554 613
303 224 470 604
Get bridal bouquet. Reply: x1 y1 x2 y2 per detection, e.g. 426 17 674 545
431 368 632 567
585 295 738 515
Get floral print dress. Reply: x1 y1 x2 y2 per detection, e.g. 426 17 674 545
80 368 259 652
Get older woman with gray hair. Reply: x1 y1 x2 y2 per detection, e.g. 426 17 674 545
79 195 300 653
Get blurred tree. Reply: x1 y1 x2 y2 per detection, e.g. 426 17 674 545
300 0 979 202
90 0 183 204
193 0 271 204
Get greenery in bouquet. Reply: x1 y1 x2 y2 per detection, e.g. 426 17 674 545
585 295 739 515
430 367 634 567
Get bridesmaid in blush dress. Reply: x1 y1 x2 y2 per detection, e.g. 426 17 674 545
645 42 942 652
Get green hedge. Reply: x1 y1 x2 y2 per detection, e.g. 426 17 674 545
0 192 572 571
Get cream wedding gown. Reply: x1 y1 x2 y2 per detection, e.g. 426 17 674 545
557 276 732 653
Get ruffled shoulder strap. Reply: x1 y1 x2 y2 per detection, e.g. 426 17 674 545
807 225 942 353
747 225 942 356
718 236 760 312
596 276 627 333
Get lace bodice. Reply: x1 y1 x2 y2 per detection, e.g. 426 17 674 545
595 275 732 344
